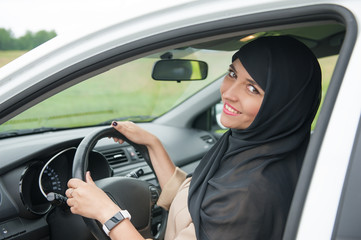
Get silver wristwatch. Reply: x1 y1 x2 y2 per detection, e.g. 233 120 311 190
102 210 131 236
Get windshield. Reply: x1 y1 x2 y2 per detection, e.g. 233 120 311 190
0 47 233 135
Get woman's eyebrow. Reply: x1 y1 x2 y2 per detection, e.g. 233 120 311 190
229 64 263 91
247 78 259 86
229 64 237 73
247 78 264 92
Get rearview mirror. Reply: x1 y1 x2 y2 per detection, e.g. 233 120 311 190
152 59 208 81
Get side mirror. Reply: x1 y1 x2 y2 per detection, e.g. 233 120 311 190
152 59 208 81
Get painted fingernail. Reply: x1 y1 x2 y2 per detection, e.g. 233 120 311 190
112 121 118 126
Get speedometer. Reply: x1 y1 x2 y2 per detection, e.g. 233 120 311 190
40 165 62 195
38 147 75 198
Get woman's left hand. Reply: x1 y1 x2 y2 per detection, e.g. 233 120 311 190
66 171 121 224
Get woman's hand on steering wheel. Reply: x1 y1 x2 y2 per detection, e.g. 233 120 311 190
66 171 121 224
111 121 176 189
111 121 157 147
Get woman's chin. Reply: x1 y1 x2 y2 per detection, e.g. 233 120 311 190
220 118 232 129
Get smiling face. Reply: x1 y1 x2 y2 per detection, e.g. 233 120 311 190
220 59 265 129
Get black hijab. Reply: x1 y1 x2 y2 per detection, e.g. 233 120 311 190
188 36 321 240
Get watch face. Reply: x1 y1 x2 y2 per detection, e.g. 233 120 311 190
114 212 125 221
106 212 124 229
104 210 131 232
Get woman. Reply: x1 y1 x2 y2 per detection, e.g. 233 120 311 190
66 36 321 240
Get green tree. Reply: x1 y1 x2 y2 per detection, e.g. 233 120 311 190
33 30 56 48
16 31 34 50
0 28 15 50
0 28 57 50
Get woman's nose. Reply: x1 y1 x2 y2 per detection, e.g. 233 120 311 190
222 82 239 102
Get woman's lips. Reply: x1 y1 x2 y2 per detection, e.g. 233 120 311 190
223 103 241 116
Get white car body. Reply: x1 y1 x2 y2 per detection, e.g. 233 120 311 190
0 0 360 239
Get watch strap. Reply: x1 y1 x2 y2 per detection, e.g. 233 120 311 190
102 210 131 236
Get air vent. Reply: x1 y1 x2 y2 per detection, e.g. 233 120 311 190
103 149 128 167
200 135 215 144
135 149 145 161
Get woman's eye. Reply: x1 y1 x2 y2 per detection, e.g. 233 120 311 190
228 70 237 79
247 85 260 94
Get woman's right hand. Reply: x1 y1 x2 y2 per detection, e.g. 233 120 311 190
111 121 157 147
111 121 176 189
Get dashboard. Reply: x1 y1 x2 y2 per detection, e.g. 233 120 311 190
0 123 216 239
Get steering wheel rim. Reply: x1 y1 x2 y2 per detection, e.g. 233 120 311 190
72 127 167 240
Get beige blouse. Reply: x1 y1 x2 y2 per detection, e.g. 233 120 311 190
157 167 196 240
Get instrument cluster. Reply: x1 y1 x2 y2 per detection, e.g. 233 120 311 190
19 147 111 215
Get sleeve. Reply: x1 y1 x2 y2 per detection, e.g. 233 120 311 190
157 167 187 210
174 222 196 240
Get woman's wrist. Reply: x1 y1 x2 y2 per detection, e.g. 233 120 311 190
98 204 122 224
143 134 160 149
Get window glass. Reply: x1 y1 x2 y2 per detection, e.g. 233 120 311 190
312 54 338 129
0 48 233 133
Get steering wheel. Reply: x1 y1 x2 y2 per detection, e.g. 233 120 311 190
72 127 167 240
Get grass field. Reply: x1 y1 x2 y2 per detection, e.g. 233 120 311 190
0 50 27 67
0 50 337 132
312 55 337 129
